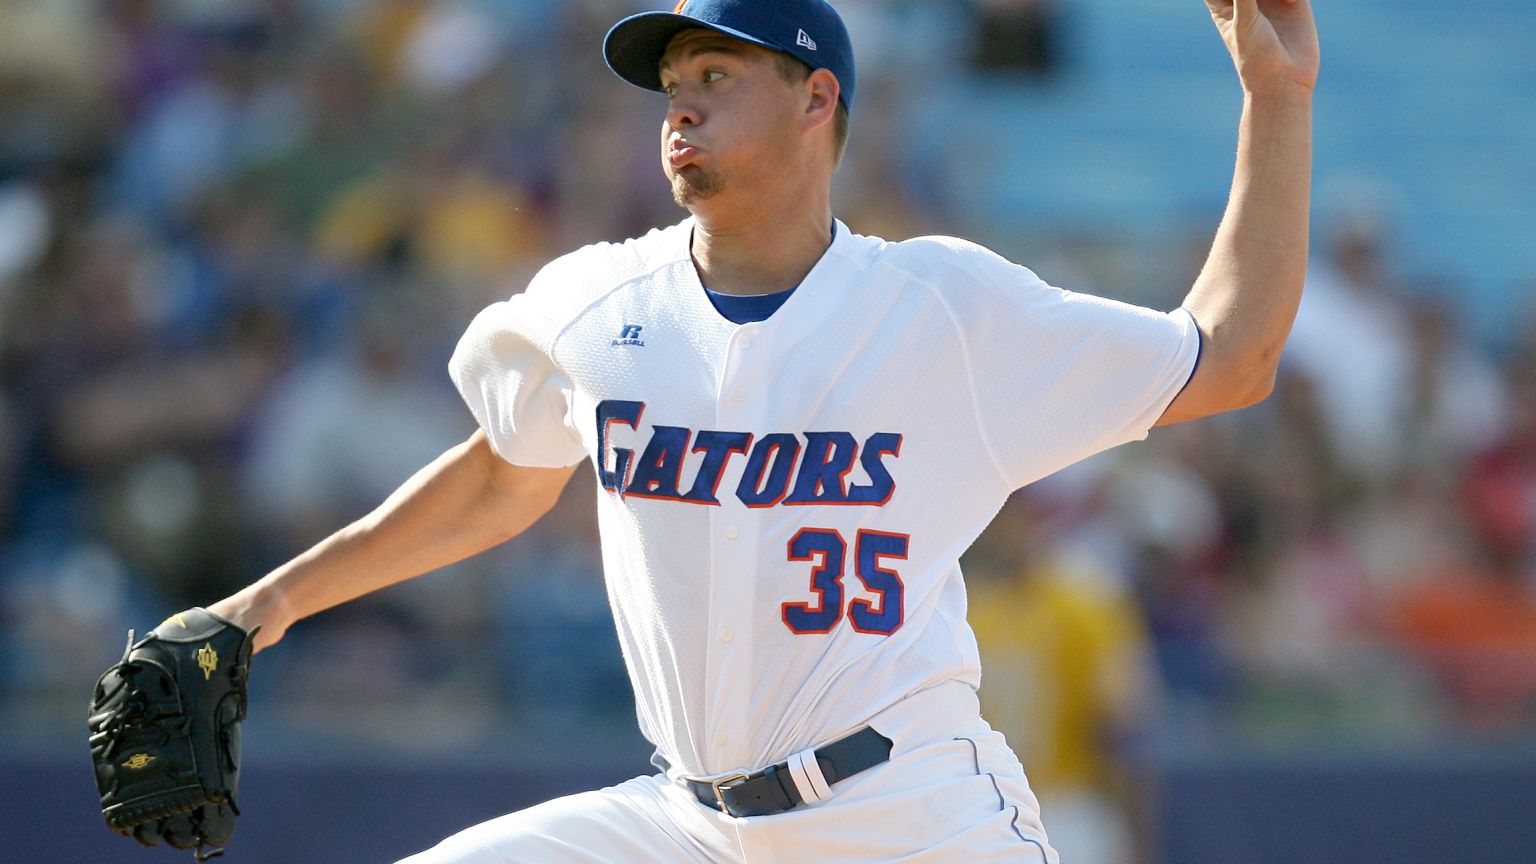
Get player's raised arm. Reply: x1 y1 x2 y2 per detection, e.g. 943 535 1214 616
208 430 578 652
1156 0 1320 425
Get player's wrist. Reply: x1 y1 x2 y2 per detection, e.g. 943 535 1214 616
208 578 295 652
1240 71 1317 103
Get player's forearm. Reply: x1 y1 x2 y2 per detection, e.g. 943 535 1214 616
212 431 575 650
1173 84 1313 417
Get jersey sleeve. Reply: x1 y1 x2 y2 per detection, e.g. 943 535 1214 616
448 276 589 469
932 239 1200 490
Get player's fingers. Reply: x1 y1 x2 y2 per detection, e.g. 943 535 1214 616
1204 0 1236 27
1232 0 1261 36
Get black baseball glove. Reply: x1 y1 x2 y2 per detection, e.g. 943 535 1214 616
88 608 257 861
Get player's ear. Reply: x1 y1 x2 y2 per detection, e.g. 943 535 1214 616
802 69 840 131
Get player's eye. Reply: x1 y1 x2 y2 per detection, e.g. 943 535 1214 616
662 81 679 98
703 70 726 84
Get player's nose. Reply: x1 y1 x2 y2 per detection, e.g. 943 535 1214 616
665 94 702 130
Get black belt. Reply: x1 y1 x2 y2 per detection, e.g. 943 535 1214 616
682 726 892 818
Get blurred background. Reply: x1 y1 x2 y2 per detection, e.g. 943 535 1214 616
2 0 1534 861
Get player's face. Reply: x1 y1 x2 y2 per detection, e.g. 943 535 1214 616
657 31 808 210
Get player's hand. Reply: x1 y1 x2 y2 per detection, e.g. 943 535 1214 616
1205 0 1319 97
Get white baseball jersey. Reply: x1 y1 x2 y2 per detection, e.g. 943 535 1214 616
450 217 1199 782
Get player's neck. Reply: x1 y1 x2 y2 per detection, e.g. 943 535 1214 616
688 202 834 298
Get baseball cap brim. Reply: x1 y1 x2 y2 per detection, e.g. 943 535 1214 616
604 12 787 95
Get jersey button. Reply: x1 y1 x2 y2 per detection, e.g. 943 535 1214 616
731 390 745 404
719 628 734 643
724 526 739 540
715 733 729 747
739 337 751 349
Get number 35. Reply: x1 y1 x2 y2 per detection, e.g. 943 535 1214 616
782 528 908 635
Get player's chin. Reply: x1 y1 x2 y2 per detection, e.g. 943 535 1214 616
670 166 725 207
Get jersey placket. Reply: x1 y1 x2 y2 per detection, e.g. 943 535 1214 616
702 321 767 771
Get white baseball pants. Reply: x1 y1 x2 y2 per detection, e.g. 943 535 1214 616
396 682 1058 864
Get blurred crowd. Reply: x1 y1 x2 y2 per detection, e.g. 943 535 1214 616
2 0 1535 859
964 209 1536 858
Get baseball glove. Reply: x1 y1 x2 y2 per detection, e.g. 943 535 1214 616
88 608 257 861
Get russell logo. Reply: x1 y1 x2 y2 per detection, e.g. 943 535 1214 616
612 325 646 347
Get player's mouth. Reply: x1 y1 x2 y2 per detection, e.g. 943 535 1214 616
667 138 701 168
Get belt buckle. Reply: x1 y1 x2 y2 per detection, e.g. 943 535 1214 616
710 772 752 813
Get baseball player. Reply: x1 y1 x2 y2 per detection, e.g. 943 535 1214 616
205 0 1319 861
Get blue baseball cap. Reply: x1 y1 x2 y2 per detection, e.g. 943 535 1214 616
604 0 856 113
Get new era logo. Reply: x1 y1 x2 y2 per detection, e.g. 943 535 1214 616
796 29 817 51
